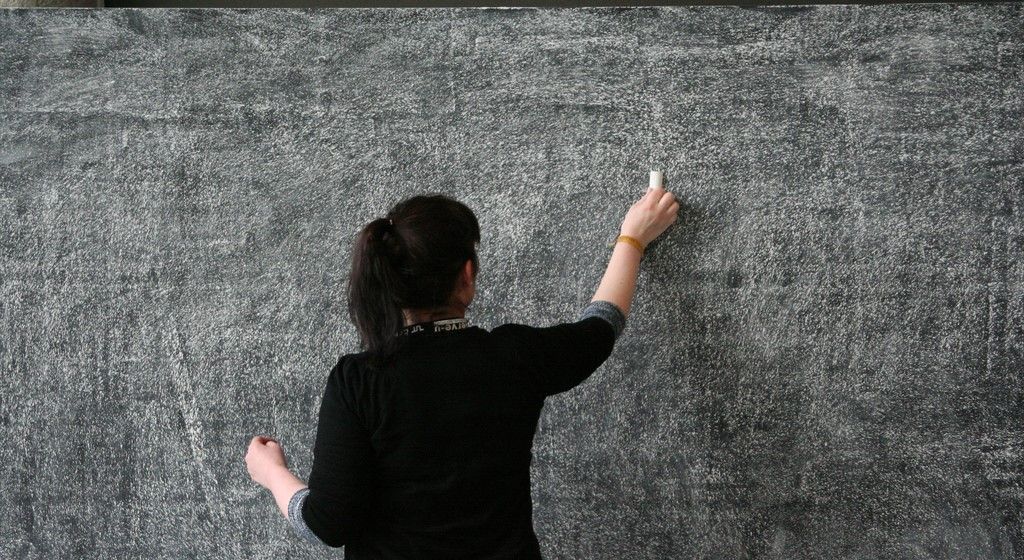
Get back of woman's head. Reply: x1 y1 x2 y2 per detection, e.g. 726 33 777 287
347 194 480 371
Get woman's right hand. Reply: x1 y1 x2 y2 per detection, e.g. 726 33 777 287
620 185 680 246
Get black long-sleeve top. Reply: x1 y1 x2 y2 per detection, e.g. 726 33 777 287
287 300 626 559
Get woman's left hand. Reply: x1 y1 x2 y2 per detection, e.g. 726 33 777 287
245 435 289 488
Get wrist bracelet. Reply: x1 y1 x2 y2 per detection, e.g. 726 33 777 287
615 235 645 258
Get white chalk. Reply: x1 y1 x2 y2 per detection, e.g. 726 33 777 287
649 170 663 190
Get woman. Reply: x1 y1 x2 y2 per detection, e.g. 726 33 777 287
246 183 679 558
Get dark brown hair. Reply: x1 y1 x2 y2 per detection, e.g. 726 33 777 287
347 194 480 371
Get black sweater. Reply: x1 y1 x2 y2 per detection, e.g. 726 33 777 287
292 300 626 559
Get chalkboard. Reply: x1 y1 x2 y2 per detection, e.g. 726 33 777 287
0 5 1021 559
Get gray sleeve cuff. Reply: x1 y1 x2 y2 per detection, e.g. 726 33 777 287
287 487 327 546
580 300 626 339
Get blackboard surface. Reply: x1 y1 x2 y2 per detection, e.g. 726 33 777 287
1 5 1021 559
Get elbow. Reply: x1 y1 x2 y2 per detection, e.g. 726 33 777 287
318 531 346 549
287 488 347 548
287 487 329 546
290 487 361 548
581 301 626 341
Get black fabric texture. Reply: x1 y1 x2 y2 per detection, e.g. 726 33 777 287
301 314 617 559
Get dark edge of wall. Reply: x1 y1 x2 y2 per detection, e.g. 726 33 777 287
97 1 1007 9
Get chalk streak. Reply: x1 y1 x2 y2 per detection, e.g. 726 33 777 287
169 323 224 526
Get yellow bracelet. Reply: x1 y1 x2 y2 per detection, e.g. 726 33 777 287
616 235 645 257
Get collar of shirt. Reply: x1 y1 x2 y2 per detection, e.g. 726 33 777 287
395 317 472 337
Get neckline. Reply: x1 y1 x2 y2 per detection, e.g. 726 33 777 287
395 317 473 337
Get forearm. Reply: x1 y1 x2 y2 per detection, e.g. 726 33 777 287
592 239 642 317
264 465 308 520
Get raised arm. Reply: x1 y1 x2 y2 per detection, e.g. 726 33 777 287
592 180 679 318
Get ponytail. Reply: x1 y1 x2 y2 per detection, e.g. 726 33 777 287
347 194 480 371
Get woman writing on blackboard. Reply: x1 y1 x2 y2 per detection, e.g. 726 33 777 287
245 182 679 558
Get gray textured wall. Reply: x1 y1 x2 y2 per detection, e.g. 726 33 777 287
0 1 98 7
1 5 1022 559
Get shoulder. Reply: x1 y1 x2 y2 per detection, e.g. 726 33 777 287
329 353 351 379
333 352 361 373
489 322 531 337
327 352 369 394
490 315 614 340
487 320 598 354
488 322 541 347
479 301 624 345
